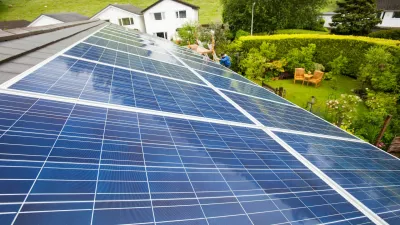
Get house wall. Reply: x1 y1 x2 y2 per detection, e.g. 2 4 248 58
28 15 63 27
91 6 146 32
322 11 400 28
380 11 400 28
143 0 199 40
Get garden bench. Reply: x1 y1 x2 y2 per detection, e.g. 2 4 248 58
293 68 305 84
308 70 324 87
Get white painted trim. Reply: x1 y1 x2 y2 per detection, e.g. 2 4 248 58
90 5 142 20
0 24 108 89
28 15 63 27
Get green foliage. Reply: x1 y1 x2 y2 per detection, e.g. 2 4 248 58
199 23 233 53
259 42 277 61
0 0 222 24
235 30 250 40
359 46 399 92
221 0 328 34
326 94 362 126
330 0 382 35
265 59 287 80
368 29 400 40
325 55 348 80
177 22 198 45
237 34 400 77
284 44 316 73
314 63 325 72
352 91 399 144
275 29 329 35
240 48 266 81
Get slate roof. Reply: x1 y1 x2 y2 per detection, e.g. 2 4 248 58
0 20 30 30
377 0 400 11
111 4 143 15
142 0 200 13
0 20 106 85
42 13 89 22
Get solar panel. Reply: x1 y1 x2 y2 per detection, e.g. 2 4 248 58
0 94 374 225
0 24 397 225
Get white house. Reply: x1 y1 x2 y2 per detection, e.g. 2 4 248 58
28 13 89 27
90 4 146 32
142 0 199 40
322 0 400 28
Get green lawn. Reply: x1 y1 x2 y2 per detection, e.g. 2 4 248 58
266 75 366 116
0 0 222 24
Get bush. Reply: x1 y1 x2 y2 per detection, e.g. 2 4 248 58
275 29 329 35
325 55 348 80
238 34 400 77
368 29 400 40
235 30 250 40
284 44 316 72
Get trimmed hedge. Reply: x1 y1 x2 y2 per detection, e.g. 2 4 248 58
368 29 400 40
239 35 400 77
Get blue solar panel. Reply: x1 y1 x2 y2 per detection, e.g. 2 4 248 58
223 90 358 140
197 70 293 105
0 94 373 225
10 57 252 124
83 36 183 66
275 132 400 224
1 24 397 225
63 43 203 84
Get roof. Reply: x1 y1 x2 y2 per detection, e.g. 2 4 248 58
142 0 200 13
377 0 400 11
111 4 143 15
42 13 89 22
0 20 30 30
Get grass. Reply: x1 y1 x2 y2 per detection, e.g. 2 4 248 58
266 75 367 116
0 0 222 24
275 29 329 35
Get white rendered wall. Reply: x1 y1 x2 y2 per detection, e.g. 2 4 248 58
143 0 199 39
91 6 146 32
380 11 400 28
28 15 63 27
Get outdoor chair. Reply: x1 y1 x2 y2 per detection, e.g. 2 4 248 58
294 68 305 84
308 70 324 87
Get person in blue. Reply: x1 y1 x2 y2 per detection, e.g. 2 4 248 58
219 53 231 68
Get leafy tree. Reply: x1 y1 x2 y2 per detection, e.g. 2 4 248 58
221 0 328 34
330 0 382 35
177 22 198 45
358 46 399 92
284 44 316 73
240 48 266 81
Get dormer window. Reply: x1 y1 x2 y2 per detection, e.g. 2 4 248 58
176 10 187 19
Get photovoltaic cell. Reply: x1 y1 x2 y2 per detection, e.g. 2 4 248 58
223 90 358 140
10 57 252 124
0 94 372 225
275 132 400 224
63 43 204 84
83 36 183 66
197 70 292 105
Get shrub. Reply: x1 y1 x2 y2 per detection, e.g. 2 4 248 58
359 46 399 92
238 34 400 77
326 94 362 126
274 29 329 35
235 30 250 40
325 55 348 80
284 44 316 72
368 29 400 40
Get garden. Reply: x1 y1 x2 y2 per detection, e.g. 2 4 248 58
176 0 400 150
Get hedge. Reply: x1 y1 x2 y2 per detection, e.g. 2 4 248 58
368 29 400 40
239 34 400 77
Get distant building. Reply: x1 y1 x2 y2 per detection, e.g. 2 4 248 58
0 20 30 30
322 0 400 28
142 0 199 40
28 13 89 27
90 4 146 32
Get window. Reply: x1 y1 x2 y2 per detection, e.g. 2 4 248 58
176 10 187 19
104 19 110 22
393 12 400 18
154 12 165 20
118 18 134 26
155 32 168 39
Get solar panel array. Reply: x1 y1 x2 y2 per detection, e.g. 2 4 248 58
0 24 398 225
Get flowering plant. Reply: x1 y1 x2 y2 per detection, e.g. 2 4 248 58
326 94 362 126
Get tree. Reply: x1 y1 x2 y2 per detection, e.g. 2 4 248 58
177 22 198 45
330 0 382 35
221 0 328 34
284 44 317 73
358 46 399 92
